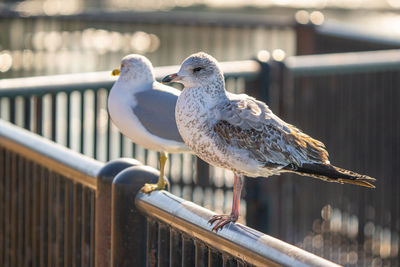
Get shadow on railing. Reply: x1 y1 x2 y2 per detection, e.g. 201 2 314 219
0 119 338 266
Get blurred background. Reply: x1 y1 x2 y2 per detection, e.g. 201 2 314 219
1 0 400 266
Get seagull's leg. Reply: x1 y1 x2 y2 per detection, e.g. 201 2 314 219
141 151 168 193
209 173 243 232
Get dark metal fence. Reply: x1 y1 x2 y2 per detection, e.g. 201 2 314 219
259 49 400 266
0 119 336 266
0 119 102 266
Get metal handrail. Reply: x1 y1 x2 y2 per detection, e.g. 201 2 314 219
0 119 102 189
285 49 400 76
135 190 340 267
316 22 400 48
0 60 259 96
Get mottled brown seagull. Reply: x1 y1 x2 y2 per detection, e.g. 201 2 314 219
162 52 376 232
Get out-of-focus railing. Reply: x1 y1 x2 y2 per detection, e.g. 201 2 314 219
0 119 102 266
260 49 400 266
0 10 295 79
0 60 261 221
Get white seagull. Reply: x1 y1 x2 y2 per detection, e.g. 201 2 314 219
108 54 190 193
162 52 376 231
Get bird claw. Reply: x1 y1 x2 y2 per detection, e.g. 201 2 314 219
141 182 165 194
208 214 238 232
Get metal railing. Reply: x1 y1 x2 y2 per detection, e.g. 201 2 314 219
0 119 337 266
0 119 102 266
110 165 339 267
0 60 261 220
2 49 400 266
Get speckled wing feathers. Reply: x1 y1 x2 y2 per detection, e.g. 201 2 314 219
214 94 329 169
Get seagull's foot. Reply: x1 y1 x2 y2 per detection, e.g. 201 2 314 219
141 182 166 194
208 214 238 232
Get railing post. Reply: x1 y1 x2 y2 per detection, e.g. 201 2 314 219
95 158 142 267
295 23 316 55
111 165 168 267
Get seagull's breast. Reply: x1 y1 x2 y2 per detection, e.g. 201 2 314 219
176 88 259 174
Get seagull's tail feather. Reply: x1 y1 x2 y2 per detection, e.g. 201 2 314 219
285 163 376 188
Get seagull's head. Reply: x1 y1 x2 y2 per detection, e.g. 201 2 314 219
112 54 155 84
162 52 224 89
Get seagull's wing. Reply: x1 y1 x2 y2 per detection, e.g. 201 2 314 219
132 82 184 143
214 93 329 168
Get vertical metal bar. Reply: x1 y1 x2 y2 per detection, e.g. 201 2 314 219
17 156 24 267
208 248 222 267
55 175 63 267
181 235 195 267
146 219 158 267
93 89 98 159
39 168 49 267
35 96 43 135
10 152 17 267
51 93 57 141
64 180 71 267
9 97 16 124
195 157 210 188
106 103 111 162
24 160 32 267
32 163 40 267
24 96 31 130
194 241 208 267
119 133 124 158
81 187 87 267
3 149 11 267
80 91 85 154
169 229 182 267
66 92 71 148
47 172 55 267
0 147 4 266
71 183 79 267
157 223 169 267
90 190 96 267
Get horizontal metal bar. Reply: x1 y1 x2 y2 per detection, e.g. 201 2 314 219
0 61 259 97
0 119 102 189
285 49 400 76
135 190 339 267
316 22 400 48
0 9 294 28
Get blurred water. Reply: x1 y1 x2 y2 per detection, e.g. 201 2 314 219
0 14 295 78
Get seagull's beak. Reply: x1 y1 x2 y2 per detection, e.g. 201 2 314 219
111 68 120 76
162 73 179 84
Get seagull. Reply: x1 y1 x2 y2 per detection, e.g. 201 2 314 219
108 54 190 193
162 52 376 232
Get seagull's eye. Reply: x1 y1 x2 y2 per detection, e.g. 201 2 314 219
121 63 125 69
193 67 203 73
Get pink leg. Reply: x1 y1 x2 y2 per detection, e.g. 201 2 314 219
209 173 243 232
